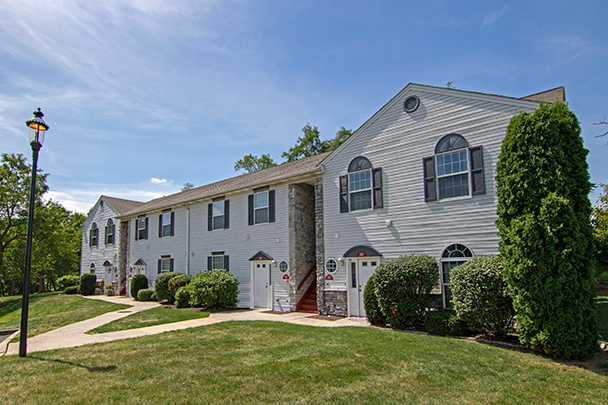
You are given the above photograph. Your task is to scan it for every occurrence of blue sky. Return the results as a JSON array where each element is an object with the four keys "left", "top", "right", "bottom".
[{"left": 0, "top": 0, "right": 606, "bottom": 213}]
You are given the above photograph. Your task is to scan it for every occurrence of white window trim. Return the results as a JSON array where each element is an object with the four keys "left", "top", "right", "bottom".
[
  {"left": 325, "top": 258, "right": 338, "bottom": 274},
  {"left": 137, "top": 217, "right": 147, "bottom": 240},
  {"left": 348, "top": 169, "right": 372, "bottom": 211},
  {"left": 212, "top": 254, "right": 225, "bottom": 270},
  {"left": 436, "top": 148, "right": 471, "bottom": 200},
  {"left": 254, "top": 190, "right": 269, "bottom": 224},
  {"left": 160, "top": 256, "right": 172, "bottom": 273},
  {"left": 212, "top": 200, "right": 225, "bottom": 230}
]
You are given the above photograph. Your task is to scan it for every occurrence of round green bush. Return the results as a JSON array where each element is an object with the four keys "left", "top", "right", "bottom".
[
  {"left": 374, "top": 254, "right": 439, "bottom": 329},
  {"left": 424, "top": 310, "right": 470, "bottom": 337},
  {"left": 186, "top": 270, "right": 239, "bottom": 309},
  {"left": 154, "top": 272, "right": 181, "bottom": 302},
  {"left": 64, "top": 285, "right": 79, "bottom": 295},
  {"left": 168, "top": 273, "right": 193, "bottom": 303},
  {"left": 57, "top": 274, "right": 80, "bottom": 291},
  {"left": 137, "top": 288, "right": 154, "bottom": 301},
  {"left": 363, "top": 274, "right": 385, "bottom": 326},
  {"left": 175, "top": 286, "right": 191, "bottom": 308},
  {"left": 450, "top": 255, "right": 514, "bottom": 337},
  {"left": 130, "top": 274, "right": 148, "bottom": 300},
  {"left": 80, "top": 273, "right": 97, "bottom": 296}
]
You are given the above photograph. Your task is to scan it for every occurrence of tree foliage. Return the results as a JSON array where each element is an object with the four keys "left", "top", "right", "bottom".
[
  {"left": 592, "top": 184, "right": 608, "bottom": 284},
  {"left": 234, "top": 153, "right": 277, "bottom": 173},
  {"left": 234, "top": 124, "right": 352, "bottom": 172},
  {"left": 496, "top": 102, "right": 598, "bottom": 359},
  {"left": 181, "top": 183, "right": 194, "bottom": 192}
]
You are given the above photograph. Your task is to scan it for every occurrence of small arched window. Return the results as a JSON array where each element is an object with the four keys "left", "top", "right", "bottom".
[
  {"left": 89, "top": 223, "right": 99, "bottom": 247},
  {"left": 440, "top": 243, "right": 473, "bottom": 307},
  {"left": 423, "top": 134, "right": 485, "bottom": 201},
  {"left": 340, "top": 156, "right": 383, "bottom": 212},
  {"left": 90, "top": 263, "right": 96, "bottom": 274}
]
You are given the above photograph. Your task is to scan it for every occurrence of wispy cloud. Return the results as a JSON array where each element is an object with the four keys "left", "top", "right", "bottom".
[{"left": 482, "top": 5, "right": 509, "bottom": 27}]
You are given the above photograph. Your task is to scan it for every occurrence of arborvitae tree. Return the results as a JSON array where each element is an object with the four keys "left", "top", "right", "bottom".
[{"left": 496, "top": 102, "right": 598, "bottom": 359}]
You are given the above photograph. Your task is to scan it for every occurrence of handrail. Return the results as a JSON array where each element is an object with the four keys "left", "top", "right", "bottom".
[{"left": 297, "top": 264, "right": 316, "bottom": 291}]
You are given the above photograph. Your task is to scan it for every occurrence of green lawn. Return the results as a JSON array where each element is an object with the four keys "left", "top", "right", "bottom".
[
  {"left": 0, "top": 293, "right": 130, "bottom": 340},
  {"left": 1, "top": 322, "right": 607, "bottom": 404},
  {"left": 87, "top": 307, "right": 210, "bottom": 334}
]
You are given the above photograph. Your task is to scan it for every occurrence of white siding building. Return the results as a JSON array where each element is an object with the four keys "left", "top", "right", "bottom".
[{"left": 81, "top": 83, "right": 565, "bottom": 316}]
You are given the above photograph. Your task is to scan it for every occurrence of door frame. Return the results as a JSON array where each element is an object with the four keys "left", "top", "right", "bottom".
[
  {"left": 250, "top": 260, "right": 272, "bottom": 309},
  {"left": 347, "top": 257, "right": 380, "bottom": 317}
]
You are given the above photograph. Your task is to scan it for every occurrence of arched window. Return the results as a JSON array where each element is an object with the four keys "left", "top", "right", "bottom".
[
  {"left": 440, "top": 243, "right": 473, "bottom": 307},
  {"left": 340, "top": 156, "right": 383, "bottom": 212},
  {"left": 105, "top": 219, "right": 115, "bottom": 245},
  {"left": 90, "top": 263, "right": 96, "bottom": 274},
  {"left": 423, "top": 134, "right": 485, "bottom": 201},
  {"left": 89, "top": 223, "right": 99, "bottom": 247}
]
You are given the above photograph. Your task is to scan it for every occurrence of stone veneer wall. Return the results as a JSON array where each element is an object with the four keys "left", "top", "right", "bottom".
[
  {"left": 117, "top": 220, "right": 129, "bottom": 296},
  {"left": 315, "top": 178, "right": 349, "bottom": 316},
  {"left": 288, "top": 183, "right": 317, "bottom": 311}
]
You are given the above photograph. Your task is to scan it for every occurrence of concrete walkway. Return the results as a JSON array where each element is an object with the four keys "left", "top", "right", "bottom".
[{"left": 2, "top": 295, "right": 369, "bottom": 357}]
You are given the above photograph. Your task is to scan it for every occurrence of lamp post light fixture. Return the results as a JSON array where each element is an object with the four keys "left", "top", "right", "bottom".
[{"left": 19, "top": 108, "right": 49, "bottom": 358}]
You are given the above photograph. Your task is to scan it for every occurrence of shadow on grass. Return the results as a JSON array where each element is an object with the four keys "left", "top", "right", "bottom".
[{"left": 30, "top": 356, "right": 117, "bottom": 372}]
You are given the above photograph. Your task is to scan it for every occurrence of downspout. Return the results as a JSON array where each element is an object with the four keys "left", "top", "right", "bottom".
[{"left": 184, "top": 204, "right": 191, "bottom": 275}]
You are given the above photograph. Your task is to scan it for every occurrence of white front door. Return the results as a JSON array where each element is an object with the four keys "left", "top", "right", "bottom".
[
  {"left": 348, "top": 258, "right": 379, "bottom": 317},
  {"left": 252, "top": 261, "right": 271, "bottom": 308}
]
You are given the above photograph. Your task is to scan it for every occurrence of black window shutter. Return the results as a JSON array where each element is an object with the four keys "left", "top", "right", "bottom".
[
  {"left": 170, "top": 258, "right": 174, "bottom": 271},
  {"left": 208, "top": 203, "right": 213, "bottom": 231},
  {"left": 423, "top": 156, "right": 437, "bottom": 202},
  {"left": 469, "top": 146, "right": 485, "bottom": 195},
  {"left": 89, "top": 229, "right": 93, "bottom": 247},
  {"left": 224, "top": 200, "right": 230, "bottom": 229},
  {"left": 372, "top": 168, "right": 383, "bottom": 209},
  {"left": 134, "top": 220, "right": 138, "bottom": 241},
  {"left": 248, "top": 195, "right": 254, "bottom": 225},
  {"left": 104, "top": 226, "right": 108, "bottom": 245},
  {"left": 144, "top": 217, "right": 148, "bottom": 239},
  {"left": 158, "top": 214, "right": 163, "bottom": 238},
  {"left": 207, "top": 256, "right": 212, "bottom": 270},
  {"left": 339, "top": 175, "right": 349, "bottom": 213},
  {"left": 170, "top": 212, "right": 175, "bottom": 236},
  {"left": 224, "top": 255, "right": 229, "bottom": 271},
  {"left": 158, "top": 259, "right": 161, "bottom": 274},
  {"left": 269, "top": 190, "right": 276, "bottom": 223}
]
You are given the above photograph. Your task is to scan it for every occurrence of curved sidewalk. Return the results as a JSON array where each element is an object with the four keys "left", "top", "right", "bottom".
[{"left": 2, "top": 295, "right": 369, "bottom": 356}]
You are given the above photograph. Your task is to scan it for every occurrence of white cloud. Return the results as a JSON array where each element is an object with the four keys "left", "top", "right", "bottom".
[
  {"left": 482, "top": 5, "right": 509, "bottom": 27},
  {"left": 150, "top": 178, "right": 170, "bottom": 185}
]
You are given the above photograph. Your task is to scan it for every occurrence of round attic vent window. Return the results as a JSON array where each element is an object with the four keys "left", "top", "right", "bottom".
[{"left": 403, "top": 95, "right": 420, "bottom": 113}]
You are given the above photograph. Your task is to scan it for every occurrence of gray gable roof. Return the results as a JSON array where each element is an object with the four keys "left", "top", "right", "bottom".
[
  {"left": 121, "top": 151, "right": 330, "bottom": 218},
  {"left": 102, "top": 196, "right": 145, "bottom": 215}
]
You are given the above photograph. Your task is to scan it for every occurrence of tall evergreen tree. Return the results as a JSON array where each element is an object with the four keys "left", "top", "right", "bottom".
[{"left": 496, "top": 102, "right": 598, "bottom": 359}]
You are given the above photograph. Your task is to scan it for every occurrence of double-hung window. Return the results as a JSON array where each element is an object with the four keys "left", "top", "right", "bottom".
[
  {"left": 423, "top": 133, "right": 485, "bottom": 202},
  {"left": 158, "top": 255, "right": 174, "bottom": 273},
  {"left": 248, "top": 188, "right": 275, "bottom": 225},
  {"left": 340, "top": 156, "right": 383, "bottom": 213},
  {"left": 436, "top": 149, "right": 469, "bottom": 199},
  {"left": 135, "top": 217, "right": 148, "bottom": 240},
  {"left": 105, "top": 219, "right": 115, "bottom": 245},
  {"left": 159, "top": 211, "right": 174, "bottom": 238},
  {"left": 89, "top": 223, "right": 99, "bottom": 247},
  {"left": 208, "top": 199, "right": 229, "bottom": 230}
]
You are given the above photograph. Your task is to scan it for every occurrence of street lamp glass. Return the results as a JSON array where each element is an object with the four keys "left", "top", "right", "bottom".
[{"left": 25, "top": 108, "right": 49, "bottom": 145}]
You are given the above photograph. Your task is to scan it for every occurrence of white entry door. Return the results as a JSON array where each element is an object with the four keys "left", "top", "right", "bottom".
[
  {"left": 348, "top": 258, "right": 379, "bottom": 317},
  {"left": 252, "top": 261, "right": 271, "bottom": 308}
]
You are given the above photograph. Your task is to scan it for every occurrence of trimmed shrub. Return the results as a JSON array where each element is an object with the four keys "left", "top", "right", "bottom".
[
  {"left": 154, "top": 272, "right": 181, "bottom": 302},
  {"left": 374, "top": 254, "right": 439, "bottom": 329},
  {"left": 130, "top": 274, "right": 148, "bottom": 300},
  {"left": 57, "top": 275, "right": 79, "bottom": 291},
  {"left": 137, "top": 288, "right": 154, "bottom": 301},
  {"left": 497, "top": 102, "right": 598, "bottom": 359},
  {"left": 363, "top": 274, "right": 385, "bottom": 326},
  {"left": 186, "top": 270, "right": 239, "bottom": 309},
  {"left": 80, "top": 273, "right": 97, "bottom": 296},
  {"left": 151, "top": 292, "right": 158, "bottom": 301},
  {"left": 424, "top": 310, "right": 470, "bottom": 337},
  {"left": 450, "top": 255, "right": 514, "bottom": 337},
  {"left": 175, "top": 286, "right": 191, "bottom": 308},
  {"left": 64, "top": 286, "right": 79, "bottom": 295},
  {"left": 168, "top": 273, "right": 193, "bottom": 303}
]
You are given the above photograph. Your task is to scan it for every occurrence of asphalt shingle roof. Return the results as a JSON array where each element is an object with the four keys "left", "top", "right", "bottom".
[
  {"left": 103, "top": 196, "right": 145, "bottom": 215},
  {"left": 120, "top": 151, "right": 330, "bottom": 218}
]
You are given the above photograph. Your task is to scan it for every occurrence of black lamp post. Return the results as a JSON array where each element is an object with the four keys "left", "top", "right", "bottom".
[{"left": 19, "top": 108, "right": 49, "bottom": 358}]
